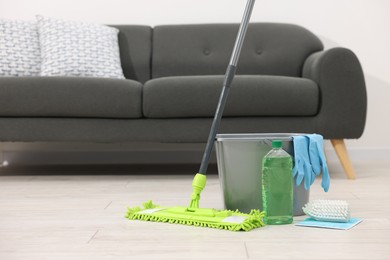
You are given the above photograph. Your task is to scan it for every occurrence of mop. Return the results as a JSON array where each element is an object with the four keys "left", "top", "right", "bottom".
[{"left": 126, "top": 0, "right": 264, "bottom": 231}]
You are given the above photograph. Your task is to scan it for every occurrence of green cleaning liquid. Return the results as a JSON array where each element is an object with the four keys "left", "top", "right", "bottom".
[{"left": 262, "top": 140, "right": 293, "bottom": 225}]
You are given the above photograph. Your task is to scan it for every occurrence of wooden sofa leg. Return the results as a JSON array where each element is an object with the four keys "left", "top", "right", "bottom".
[{"left": 330, "top": 139, "right": 356, "bottom": 180}]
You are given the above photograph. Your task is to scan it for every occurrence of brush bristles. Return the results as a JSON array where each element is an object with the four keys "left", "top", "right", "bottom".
[{"left": 303, "top": 200, "right": 350, "bottom": 222}]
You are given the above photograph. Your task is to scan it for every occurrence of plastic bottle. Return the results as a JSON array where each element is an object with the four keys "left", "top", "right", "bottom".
[{"left": 261, "top": 140, "right": 293, "bottom": 225}]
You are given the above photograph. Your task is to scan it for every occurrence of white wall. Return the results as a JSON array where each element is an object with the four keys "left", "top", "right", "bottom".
[{"left": 2, "top": 0, "right": 390, "bottom": 154}]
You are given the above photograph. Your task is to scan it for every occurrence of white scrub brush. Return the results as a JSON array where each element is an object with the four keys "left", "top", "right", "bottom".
[{"left": 302, "top": 200, "right": 350, "bottom": 222}]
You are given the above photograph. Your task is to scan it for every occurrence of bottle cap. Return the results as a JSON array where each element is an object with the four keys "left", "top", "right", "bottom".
[{"left": 272, "top": 140, "right": 282, "bottom": 148}]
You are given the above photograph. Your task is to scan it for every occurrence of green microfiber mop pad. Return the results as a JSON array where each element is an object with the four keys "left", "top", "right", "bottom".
[{"left": 125, "top": 200, "right": 265, "bottom": 232}]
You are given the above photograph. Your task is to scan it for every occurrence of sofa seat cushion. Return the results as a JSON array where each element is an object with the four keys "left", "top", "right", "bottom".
[
  {"left": 0, "top": 77, "right": 142, "bottom": 118},
  {"left": 143, "top": 75, "right": 319, "bottom": 118}
]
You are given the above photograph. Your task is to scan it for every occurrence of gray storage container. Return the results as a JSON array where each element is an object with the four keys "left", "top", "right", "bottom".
[{"left": 215, "top": 133, "right": 309, "bottom": 216}]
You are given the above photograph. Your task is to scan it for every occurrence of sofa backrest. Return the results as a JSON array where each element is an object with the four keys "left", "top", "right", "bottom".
[
  {"left": 152, "top": 23, "right": 323, "bottom": 78},
  {"left": 111, "top": 25, "right": 152, "bottom": 83}
]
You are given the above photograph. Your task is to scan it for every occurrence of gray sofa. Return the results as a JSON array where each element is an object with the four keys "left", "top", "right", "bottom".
[{"left": 0, "top": 23, "right": 367, "bottom": 177}]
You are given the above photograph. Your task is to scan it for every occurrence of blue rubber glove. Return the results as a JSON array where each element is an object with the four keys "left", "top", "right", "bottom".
[
  {"left": 292, "top": 136, "right": 313, "bottom": 190},
  {"left": 307, "top": 134, "right": 330, "bottom": 192}
]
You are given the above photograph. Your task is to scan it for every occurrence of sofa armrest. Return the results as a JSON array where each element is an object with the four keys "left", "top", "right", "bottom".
[{"left": 303, "top": 47, "right": 367, "bottom": 139}]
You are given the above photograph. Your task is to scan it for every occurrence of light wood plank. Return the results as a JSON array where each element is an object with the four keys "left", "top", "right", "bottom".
[{"left": 1, "top": 162, "right": 390, "bottom": 259}]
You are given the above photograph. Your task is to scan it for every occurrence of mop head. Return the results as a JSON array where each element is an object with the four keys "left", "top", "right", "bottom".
[{"left": 125, "top": 200, "right": 265, "bottom": 232}]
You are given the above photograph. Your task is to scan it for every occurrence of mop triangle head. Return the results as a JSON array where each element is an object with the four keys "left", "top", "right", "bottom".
[{"left": 125, "top": 200, "right": 265, "bottom": 232}]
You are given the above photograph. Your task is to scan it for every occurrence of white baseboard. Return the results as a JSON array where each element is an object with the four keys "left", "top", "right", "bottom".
[
  {"left": 1, "top": 142, "right": 389, "bottom": 166},
  {"left": 325, "top": 147, "right": 390, "bottom": 163}
]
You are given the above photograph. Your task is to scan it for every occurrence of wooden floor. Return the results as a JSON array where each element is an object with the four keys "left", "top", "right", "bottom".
[{"left": 1, "top": 161, "right": 390, "bottom": 260}]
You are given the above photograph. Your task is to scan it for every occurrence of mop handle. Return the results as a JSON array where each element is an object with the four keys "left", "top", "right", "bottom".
[{"left": 198, "top": 0, "right": 256, "bottom": 175}]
